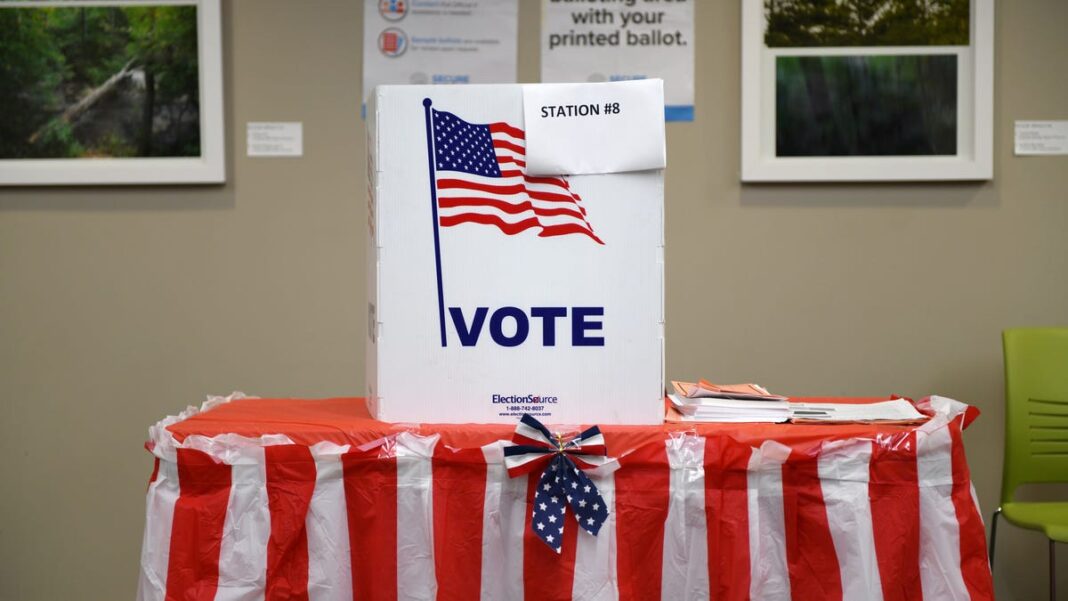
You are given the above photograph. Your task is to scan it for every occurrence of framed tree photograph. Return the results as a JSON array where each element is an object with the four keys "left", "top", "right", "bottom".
[
  {"left": 741, "top": 0, "right": 993, "bottom": 182},
  {"left": 0, "top": 0, "right": 224, "bottom": 185}
]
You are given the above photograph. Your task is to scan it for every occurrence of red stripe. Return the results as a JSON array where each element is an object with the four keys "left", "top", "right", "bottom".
[
  {"left": 523, "top": 470, "right": 579, "bottom": 600},
  {"left": 524, "top": 174, "right": 572, "bottom": 189},
  {"left": 492, "top": 139, "right": 525, "bottom": 155},
  {"left": 265, "top": 445, "right": 317, "bottom": 601},
  {"left": 437, "top": 179, "right": 580, "bottom": 204},
  {"left": 869, "top": 431, "right": 922, "bottom": 601},
  {"left": 489, "top": 122, "right": 525, "bottom": 139},
  {"left": 149, "top": 457, "right": 161, "bottom": 486},
  {"left": 343, "top": 446, "right": 397, "bottom": 601},
  {"left": 440, "top": 186, "right": 584, "bottom": 208},
  {"left": 572, "top": 444, "right": 606, "bottom": 454},
  {"left": 513, "top": 432, "right": 554, "bottom": 447},
  {"left": 538, "top": 223, "right": 604, "bottom": 244},
  {"left": 495, "top": 170, "right": 573, "bottom": 190},
  {"left": 441, "top": 214, "right": 542, "bottom": 236},
  {"left": 440, "top": 214, "right": 600, "bottom": 244},
  {"left": 567, "top": 444, "right": 607, "bottom": 457},
  {"left": 432, "top": 445, "right": 488, "bottom": 601},
  {"left": 526, "top": 189, "right": 582, "bottom": 204},
  {"left": 948, "top": 421, "right": 996, "bottom": 600},
  {"left": 439, "top": 197, "right": 586, "bottom": 220},
  {"left": 705, "top": 437, "right": 752, "bottom": 601},
  {"left": 567, "top": 457, "right": 603, "bottom": 471},
  {"left": 166, "top": 449, "right": 231, "bottom": 601},
  {"left": 781, "top": 451, "right": 843, "bottom": 600},
  {"left": 497, "top": 157, "right": 526, "bottom": 167},
  {"left": 615, "top": 442, "right": 670, "bottom": 601}
]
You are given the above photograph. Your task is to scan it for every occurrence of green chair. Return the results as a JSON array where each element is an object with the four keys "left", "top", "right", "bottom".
[{"left": 992, "top": 328, "right": 1068, "bottom": 600}]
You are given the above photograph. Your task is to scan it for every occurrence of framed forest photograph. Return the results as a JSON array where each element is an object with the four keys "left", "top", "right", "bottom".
[
  {"left": 741, "top": 0, "right": 993, "bottom": 182},
  {"left": 0, "top": 0, "right": 224, "bottom": 185}
]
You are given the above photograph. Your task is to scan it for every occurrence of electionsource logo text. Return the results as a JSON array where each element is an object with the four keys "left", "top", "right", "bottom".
[{"left": 492, "top": 394, "right": 558, "bottom": 404}]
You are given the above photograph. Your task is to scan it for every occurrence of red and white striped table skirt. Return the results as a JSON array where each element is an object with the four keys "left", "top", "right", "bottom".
[{"left": 137, "top": 395, "right": 994, "bottom": 600}]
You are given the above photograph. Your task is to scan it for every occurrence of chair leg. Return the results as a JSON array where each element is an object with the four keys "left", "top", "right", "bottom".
[
  {"left": 1051, "top": 539, "right": 1057, "bottom": 601},
  {"left": 989, "top": 508, "right": 1001, "bottom": 569}
]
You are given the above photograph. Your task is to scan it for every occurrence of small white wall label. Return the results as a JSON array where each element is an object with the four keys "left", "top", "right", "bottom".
[
  {"left": 1015, "top": 121, "right": 1068, "bottom": 156},
  {"left": 247, "top": 122, "right": 303, "bottom": 157}
]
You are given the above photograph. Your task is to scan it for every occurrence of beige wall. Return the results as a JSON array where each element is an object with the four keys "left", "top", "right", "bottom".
[{"left": 1, "top": 1, "right": 1065, "bottom": 598}]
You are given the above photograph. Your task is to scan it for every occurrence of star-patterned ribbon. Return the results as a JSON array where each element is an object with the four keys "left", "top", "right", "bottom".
[{"left": 502, "top": 414, "right": 616, "bottom": 553}]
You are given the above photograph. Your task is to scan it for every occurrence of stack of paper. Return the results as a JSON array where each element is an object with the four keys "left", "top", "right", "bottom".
[
  {"left": 669, "top": 394, "right": 791, "bottom": 423},
  {"left": 789, "top": 399, "right": 926, "bottom": 423},
  {"left": 672, "top": 379, "right": 788, "bottom": 402},
  {"left": 667, "top": 380, "right": 929, "bottom": 425}
]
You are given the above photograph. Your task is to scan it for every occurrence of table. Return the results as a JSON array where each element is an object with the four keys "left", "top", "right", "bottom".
[{"left": 137, "top": 394, "right": 994, "bottom": 601}]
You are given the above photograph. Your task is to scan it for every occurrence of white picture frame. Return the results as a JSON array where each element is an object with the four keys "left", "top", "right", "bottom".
[
  {"left": 741, "top": 0, "right": 993, "bottom": 182},
  {"left": 0, "top": 0, "right": 225, "bottom": 186}
]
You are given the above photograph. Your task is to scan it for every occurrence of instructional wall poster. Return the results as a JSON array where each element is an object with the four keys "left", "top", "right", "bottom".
[
  {"left": 362, "top": 0, "right": 518, "bottom": 116},
  {"left": 540, "top": 0, "right": 694, "bottom": 121}
]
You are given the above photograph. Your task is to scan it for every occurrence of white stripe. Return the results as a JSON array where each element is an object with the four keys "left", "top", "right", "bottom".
[
  {"left": 480, "top": 442, "right": 527, "bottom": 601},
  {"left": 136, "top": 460, "right": 179, "bottom": 601},
  {"left": 215, "top": 449, "right": 269, "bottom": 601},
  {"left": 395, "top": 433, "right": 438, "bottom": 600},
  {"left": 817, "top": 440, "right": 883, "bottom": 601},
  {"left": 515, "top": 421, "right": 553, "bottom": 445},
  {"left": 661, "top": 435, "right": 709, "bottom": 601},
  {"left": 748, "top": 441, "right": 792, "bottom": 601},
  {"left": 573, "top": 431, "right": 605, "bottom": 448},
  {"left": 491, "top": 140, "right": 525, "bottom": 156},
  {"left": 970, "top": 483, "right": 984, "bottom": 527},
  {"left": 490, "top": 129, "right": 524, "bottom": 145},
  {"left": 493, "top": 154, "right": 526, "bottom": 167},
  {"left": 572, "top": 472, "right": 617, "bottom": 601},
  {"left": 571, "top": 455, "right": 617, "bottom": 470},
  {"left": 917, "top": 424, "right": 970, "bottom": 600},
  {"left": 306, "top": 455, "right": 353, "bottom": 601},
  {"left": 746, "top": 450, "right": 760, "bottom": 599},
  {"left": 504, "top": 451, "right": 550, "bottom": 472}
]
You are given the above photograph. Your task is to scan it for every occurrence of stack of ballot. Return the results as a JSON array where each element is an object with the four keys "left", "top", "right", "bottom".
[
  {"left": 668, "top": 380, "right": 791, "bottom": 423},
  {"left": 789, "top": 399, "right": 926, "bottom": 423}
]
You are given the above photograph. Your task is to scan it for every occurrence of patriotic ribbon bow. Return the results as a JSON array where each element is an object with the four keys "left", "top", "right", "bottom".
[{"left": 503, "top": 414, "right": 616, "bottom": 553}]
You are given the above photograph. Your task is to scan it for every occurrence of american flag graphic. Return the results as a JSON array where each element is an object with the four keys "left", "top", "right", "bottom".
[
  {"left": 430, "top": 108, "right": 604, "bottom": 245},
  {"left": 139, "top": 395, "right": 995, "bottom": 601}
]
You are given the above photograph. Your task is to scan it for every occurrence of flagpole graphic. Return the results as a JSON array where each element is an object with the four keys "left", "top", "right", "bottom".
[{"left": 423, "top": 98, "right": 448, "bottom": 347}]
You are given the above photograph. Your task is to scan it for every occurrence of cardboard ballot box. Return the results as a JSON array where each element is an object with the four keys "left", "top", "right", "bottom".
[{"left": 366, "top": 80, "right": 665, "bottom": 425}]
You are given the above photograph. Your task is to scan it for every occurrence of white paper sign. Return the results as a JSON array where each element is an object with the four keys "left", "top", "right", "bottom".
[
  {"left": 540, "top": 0, "right": 694, "bottom": 122},
  {"left": 522, "top": 80, "right": 666, "bottom": 176},
  {"left": 246, "top": 122, "right": 303, "bottom": 157},
  {"left": 1015, "top": 121, "right": 1068, "bottom": 155},
  {"left": 362, "top": 0, "right": 518, "bottom": 115}
]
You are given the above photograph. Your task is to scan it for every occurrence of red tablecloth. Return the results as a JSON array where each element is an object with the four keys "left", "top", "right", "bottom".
[{"left": 138, "top": 394, "right": 994, "bottom": 601}]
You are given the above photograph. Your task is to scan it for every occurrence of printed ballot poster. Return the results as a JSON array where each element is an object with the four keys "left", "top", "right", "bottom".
[
  {"left": 362, "top": 0, "right": 518, "bottom": 115},
  {"left": 541, "top": 0, "right": 694, "bottom": 121}
]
